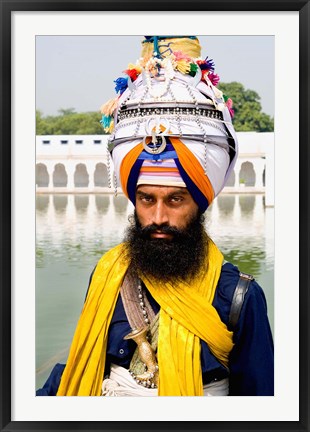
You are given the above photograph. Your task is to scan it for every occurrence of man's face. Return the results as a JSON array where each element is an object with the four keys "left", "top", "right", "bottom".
[
  {"left": 125, "top": 185, "right": 206, "bottom": 282},
  {"left": 135, "top": 185, "right": 199, "bottom": 239}
]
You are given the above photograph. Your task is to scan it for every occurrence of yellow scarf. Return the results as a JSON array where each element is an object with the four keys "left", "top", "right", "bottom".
[{"left": 57, "top": 241, "right": 234, "bottom": 396}]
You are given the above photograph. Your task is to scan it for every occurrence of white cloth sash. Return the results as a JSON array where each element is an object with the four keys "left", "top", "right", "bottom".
[{"left": 102, "top": 364, "right": 229, "bottom": 397}]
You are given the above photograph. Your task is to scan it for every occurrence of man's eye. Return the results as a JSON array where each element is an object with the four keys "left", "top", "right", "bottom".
[
  {"left": 170, "top": 196, "right": 183, "bottom": 203},
  {"left": 141, "top": 196, "right": 153, "bottom": 202}
]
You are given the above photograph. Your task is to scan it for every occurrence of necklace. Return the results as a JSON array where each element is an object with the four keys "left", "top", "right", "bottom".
[{"left": 137, "top": 281, "right": 150, "bottom": 325}]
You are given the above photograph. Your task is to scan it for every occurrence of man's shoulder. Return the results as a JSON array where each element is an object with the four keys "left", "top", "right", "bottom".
[
  {"left": 88, "top": 243, "right": 127, "bottom": 286},
  {"left": 218, "top": 262, "right": 263, "bottom": 304},
  {"left": 217, "top": 262, "right": 241, "bottom": 300},
  {"left": 214, "top": 262, "right": 265, "bottom": 328},
  {"left": 96, "top": 243, "right": 127, "bottom": 268}
]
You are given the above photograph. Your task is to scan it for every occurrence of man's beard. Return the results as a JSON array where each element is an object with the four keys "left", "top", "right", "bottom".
[{"left": 124, "top": 211, "right": 208, "bottom": 283}]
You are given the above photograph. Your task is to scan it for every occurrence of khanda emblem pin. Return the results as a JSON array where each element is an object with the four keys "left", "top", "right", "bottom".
[
  {"left": 143, "top": 131, "right": 166, "bottom": 154},
  {"left": 142, "top": 118, "right": 169, "bottom": 155}
]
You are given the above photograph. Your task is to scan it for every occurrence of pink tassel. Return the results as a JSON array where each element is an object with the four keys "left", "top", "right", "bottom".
[
  {"left": 226, "top": 98, "right": 234, "bottom": 118},
  {"left": 208, "top": 72, "right": 220, "bottom": 86},
  {"left": 173, "top": 50, "right": 192, "bottom": 62}
]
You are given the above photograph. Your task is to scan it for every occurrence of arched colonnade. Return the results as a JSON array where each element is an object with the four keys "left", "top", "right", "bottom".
[
  {"left": 36, "top": 160, "right": 112, "bottom": 189},
  {"left": 36, "top": 158, "right": 266, "bottom": 191}
]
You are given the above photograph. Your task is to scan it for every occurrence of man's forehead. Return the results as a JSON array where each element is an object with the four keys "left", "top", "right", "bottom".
[{"left": 136, "top": 184, "right": 190, "bottom": 195}]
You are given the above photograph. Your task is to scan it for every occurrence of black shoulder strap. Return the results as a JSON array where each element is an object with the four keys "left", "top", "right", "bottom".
[{"left": 228, "top": 272, "right": 254, "bottom": 330}]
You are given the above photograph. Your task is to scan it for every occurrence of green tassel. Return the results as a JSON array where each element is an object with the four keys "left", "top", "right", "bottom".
[{"left": 189, "top": 62, "right": 198, "bottom": 77}]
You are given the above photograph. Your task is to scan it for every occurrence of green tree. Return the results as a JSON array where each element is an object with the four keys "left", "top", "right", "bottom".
[
  {"left": 57, "top": 108, "right": 76, "bottom": 116},
  {"left": 36, "top": 110, "right": 104, "bottom": 135},
  {"left": 36, "top": 110, "right": 51, "bottom": 135},
  {"left": 218, "top": 82, "right": 274, "bottom": 132}
]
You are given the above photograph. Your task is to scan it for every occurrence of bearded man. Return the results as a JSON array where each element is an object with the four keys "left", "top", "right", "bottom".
[{"left": 37, "top": 36, "right": 274, "bottom": 397}]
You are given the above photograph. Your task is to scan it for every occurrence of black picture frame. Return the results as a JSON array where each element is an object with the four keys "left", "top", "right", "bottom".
[{"left": 1, "top": 1, "right": 309, "bottom": 431}]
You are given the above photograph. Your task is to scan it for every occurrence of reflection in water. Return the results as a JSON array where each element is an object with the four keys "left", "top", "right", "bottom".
[
  {"left": 36, "top": 193, "right": 273, "bottom": 282},
  {"left": 222, "top": 246, "right": 265, "bottom": 277},
  {"left": 36, "top": 195, "right": 49, "bottom": 213},
  {"left": 74, "top": 194, "right": 89, "bottom": 213},
  {"left": 239, "top": 195, "right": 255, "bottom": 214},
  {"left": 95, "top": 195, "right": 110, "bottom": 215},
  {"left": 113, "top": 195, "right": 129, "bottom": 214},
  {"left": 53, "top": 195, "right": 68, "bottom": 214},
  {"left": 217, "top": 195, "right": 235, "bottom": 214},
  {"left": 206, "top": 195, "right": 271, "bottom": 271},
  {"left": 36, "top": 193, "right": 274, "bottom": 389}
]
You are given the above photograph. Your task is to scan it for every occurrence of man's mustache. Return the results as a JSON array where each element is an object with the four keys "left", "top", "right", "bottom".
[{"left": 139, "top": 224, "right": 183, "bottom": 238}]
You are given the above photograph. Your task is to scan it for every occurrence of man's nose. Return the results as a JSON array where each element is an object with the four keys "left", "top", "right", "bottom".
[{"left": 152, "top": 201, "right": 169, "bottom": 227}]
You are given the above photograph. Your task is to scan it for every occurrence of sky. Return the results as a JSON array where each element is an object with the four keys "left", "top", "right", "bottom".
[{"left": 36, "top": 35, "right": 274, "bottom": 117}]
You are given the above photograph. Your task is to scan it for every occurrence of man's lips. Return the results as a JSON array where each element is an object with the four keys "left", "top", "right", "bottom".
[{"left": 150, "top": 231, "right": 173, "bottom": 240}]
